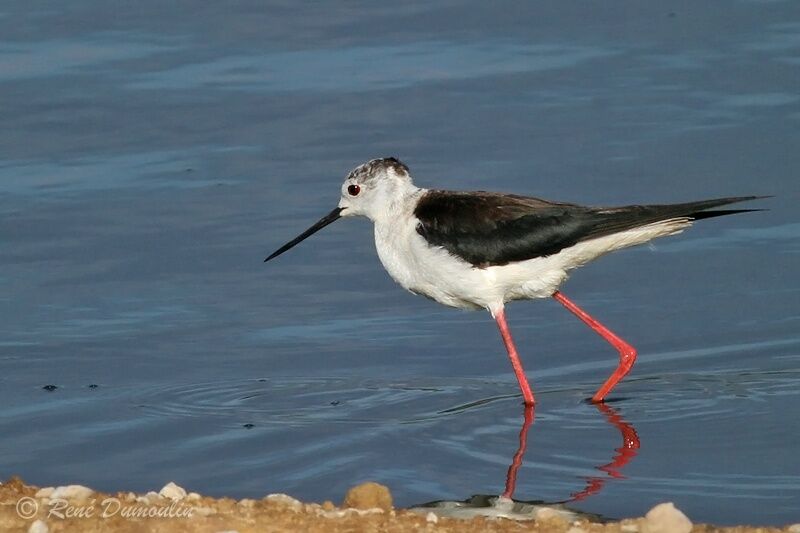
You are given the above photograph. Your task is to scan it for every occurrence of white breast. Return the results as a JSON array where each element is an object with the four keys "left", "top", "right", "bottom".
[{"left": 373, "top": 217, "right": 501, "bottom": 310}]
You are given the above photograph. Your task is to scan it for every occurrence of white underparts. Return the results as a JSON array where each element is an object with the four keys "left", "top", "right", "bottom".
[{"left": 373, "top": 214, "right": 693, "bottom": 314}]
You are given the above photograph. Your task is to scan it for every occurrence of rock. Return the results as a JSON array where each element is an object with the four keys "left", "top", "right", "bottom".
[
  {"left": 621, "top": 520, "right": 640, "bottom": 532},
  {"left": 28, "top": 520, "right": 49, "bottom": 533},
  {"left": 34, "top": 487, "right": 54, "bottom": 498},
  {"left": 159, "top": 481, "right": 187, "bottom": 501},
  {"left": 264, "top": 493, "right": 303, "bottom": 512},
  {"left": 237, "top": 498, "right": 256, "bottom": 508},
  {"left": 494, "top": 496, "right": 514, "bottom": 513},
  {"left": 187, "top": 492, "right": 202, "bottom": 501},
  {"left": 787, "top": 525, "right": 800, "bottom": 533},
  {"left": 343, "top": 482, "right": 393, "bottom": 511},
  {"left": 426, "top": 512, "right": 438, "bottom": 524},
  {"left": 136, "top": 491, "right": 163, "bottom": 505},
  {"left": 49, "top": 485, "right": 94, "bottom": 502},
  {"left": 643, "top": 502, "right": 692, "bottom": 533},
  {"left": 535, "top": 507, "right": 565, "bottom": 522}
]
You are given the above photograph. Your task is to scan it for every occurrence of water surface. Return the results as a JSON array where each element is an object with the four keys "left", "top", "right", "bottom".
[{"left": 1, "top": 1, "right": 799, "bottom": 525}]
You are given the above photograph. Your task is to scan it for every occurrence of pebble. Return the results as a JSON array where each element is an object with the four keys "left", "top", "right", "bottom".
[
  {"left": 642, "top": 502, "right": 692, "bottom": 533},
  {"left": 343, "top": 482, "right": 393, "bottom": 511},
  {"left": 28, "top": 520, "right": 49, "bottom": 533},
  {"left": 49, "top": 485, "right": 94, "bottom": 502},
  {"left": 159, "top": 481, "right": 187, "bottom": 501},
  {"left": 621, "top": 520, "right": 640, "bottom": 532},
  {"left": 535, "top": 507, "right": 562, "bottom": 521},
  {"left": 265, "top": 493, "right": 303, "bottom": 512},
  {"left": 34, "top": 487, "right": 54, "bottom": 498},
  {"left": 136, "top": 491, "right": 162, "bottom": 505},
  {"left": 426, "top": 512, "right": 439, "bottom": 524},
  {"left": 494, "top": 496, "right": 514, "bottom": 513}
]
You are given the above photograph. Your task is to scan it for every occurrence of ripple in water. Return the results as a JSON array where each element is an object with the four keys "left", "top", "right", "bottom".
[{"left": 133, "top": 376, "right": 525, "bottom": 424}]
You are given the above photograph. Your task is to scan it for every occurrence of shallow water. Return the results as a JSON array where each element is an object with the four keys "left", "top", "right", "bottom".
[{"left": 1, "top": 1, "right": 799, "bottom": 526}]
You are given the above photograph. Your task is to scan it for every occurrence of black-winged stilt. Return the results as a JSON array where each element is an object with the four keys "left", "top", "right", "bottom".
[{"left": 265, "top": 157, "right": 763, "bottom": 405}]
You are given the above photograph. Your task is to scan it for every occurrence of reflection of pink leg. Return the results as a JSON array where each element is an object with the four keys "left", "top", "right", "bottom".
[
  {"left": 570, "top": 402, "right": 641, "bottom": 502},
  {"left": 552, "top": 291, "right": 637, "bottom": 402},
  {"left": 502, "top": 405, "right": 535, "bottom": 499},
  {"left": 494, "top": 308, "right": 535, "bottom": 406},
  {"left": 596, "top": 403, "right": 640, "bottom": 478}
]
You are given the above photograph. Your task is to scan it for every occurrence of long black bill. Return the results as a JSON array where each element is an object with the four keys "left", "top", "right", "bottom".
[{"left": 265, "top": 207, "right": 344, "bottom": 262}]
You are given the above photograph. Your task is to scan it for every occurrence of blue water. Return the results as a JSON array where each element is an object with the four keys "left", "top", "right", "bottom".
[{"left": 1, "top": 1, "right": 799, "bottom": 526}]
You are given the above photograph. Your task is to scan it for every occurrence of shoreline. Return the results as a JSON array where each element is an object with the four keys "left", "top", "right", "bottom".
[{"left": 2, "top": 477, "right": 797, "bottom": 533}]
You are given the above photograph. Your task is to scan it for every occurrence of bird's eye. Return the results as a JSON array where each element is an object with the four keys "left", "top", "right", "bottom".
[{"left": 347, "top": 184, "right": 361, "bottom": 196}]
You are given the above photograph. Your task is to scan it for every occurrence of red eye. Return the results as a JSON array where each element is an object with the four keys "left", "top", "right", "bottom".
[{"left": 347, "top": 184, "right": 361, "bottom": 196}]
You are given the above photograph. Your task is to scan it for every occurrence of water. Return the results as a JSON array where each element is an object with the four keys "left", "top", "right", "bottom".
[{"left": 1, "top": 1, "right": 799, "bottom": 526}]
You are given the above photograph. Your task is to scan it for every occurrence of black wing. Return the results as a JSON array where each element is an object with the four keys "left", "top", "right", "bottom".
[{"left": 414, "top": 190, "right": 763, "bottom": 267}]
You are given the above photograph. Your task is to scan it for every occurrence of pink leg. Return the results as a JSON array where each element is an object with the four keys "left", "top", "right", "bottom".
[
  {"left": 494, "top": 308, "right": 535, "bottom": 406},
  {"left": 552, "top": 291, "right": 637, "bottom": 402}
]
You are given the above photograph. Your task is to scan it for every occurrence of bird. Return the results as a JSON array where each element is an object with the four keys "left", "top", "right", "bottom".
[{"left": 265, "top": 157, "right": 763, "bottom": 405}]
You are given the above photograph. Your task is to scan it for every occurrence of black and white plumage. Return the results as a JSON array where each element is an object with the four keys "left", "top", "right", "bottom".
[
  {"left": 413, "top": 190, "right": 759, "bottom": 268},
  {"left": 266, "top": 157, "right": 764, "bottom": 405}
]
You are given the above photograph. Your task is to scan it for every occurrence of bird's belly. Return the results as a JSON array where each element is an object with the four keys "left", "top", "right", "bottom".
[{"left": 488, "top": 258, "right": 569, "bottom": 302}]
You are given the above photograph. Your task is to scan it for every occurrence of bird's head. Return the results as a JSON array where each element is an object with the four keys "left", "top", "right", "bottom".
[
  {"left": 265, "top": 157, "right": 415, "bottom": 262},
  {"left": 337, "top": 157, "right": 414, "bottom": 220}
]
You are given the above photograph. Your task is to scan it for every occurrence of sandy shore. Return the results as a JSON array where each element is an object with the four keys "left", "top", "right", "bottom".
[{"left": 1, "top": 477, "right": 797, "bottom": 533}]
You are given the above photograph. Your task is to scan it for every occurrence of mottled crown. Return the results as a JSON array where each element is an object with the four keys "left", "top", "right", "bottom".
[{"left": 346, "top": 157, "right": 410, "bottom": 183}]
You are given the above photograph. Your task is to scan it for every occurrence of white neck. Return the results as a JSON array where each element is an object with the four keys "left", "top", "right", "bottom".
[{"left": 369, "top": 183, "right": 425, "bottom": 225}]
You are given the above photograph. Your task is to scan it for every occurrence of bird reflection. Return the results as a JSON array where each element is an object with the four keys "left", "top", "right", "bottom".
[
  {"left": 567, "top": 402, "right": 641, "bottom": 503},
  {"left": 502, "top": 402, "right": 640, "bottom": 502},
  {"left": 412, "top": 401, "right": 639, "bottom": 520},
  {"left": 501, "top": 404, "right": 535, "bottom": 499}
]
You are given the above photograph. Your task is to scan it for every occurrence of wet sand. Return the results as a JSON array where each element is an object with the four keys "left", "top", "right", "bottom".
[{"left": 2, "top": 477, "right": 797, "bottom": 533}]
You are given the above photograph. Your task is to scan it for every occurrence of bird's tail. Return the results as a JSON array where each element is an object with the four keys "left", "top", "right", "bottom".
[
  {"left": 678, "top": 196, "right": 769, "bottom": 220},
  {"left": 558, "top": 195, "right": 767, "bottom": 271},
  {"left": 587, "top": 195, "right": 767, "bottom": 240}
]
